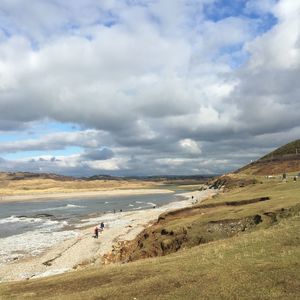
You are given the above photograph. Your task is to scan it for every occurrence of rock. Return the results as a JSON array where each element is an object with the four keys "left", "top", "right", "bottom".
[{"left": 161, "top": 239, "right": 173, "bottom": 251}]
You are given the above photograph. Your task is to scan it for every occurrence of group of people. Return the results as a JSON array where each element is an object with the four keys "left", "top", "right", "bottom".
[{"left": 94, "top": 221, "right": 105, "bottom": 239}]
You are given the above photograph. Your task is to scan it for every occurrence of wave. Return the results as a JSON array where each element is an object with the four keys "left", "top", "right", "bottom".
[
  {"left": 135, "top": 201, "right": 144, "bottom": 204},
  {"left": 147, "top": 202, "right": 156, "bottom": 207},
  {"left": 0, "top": 215, "right": 42, "bottom": 225},
  {"left": 65, "top": 204, "right": 85, "bottom": 208},
  {"left": 133, "top": 206, "right": 151, "bottom": 210},
  {"left": 31, "top": 204, "right": 86, "bottom": 213},
  {"left": 128, "top": 204, "right": 134, "bottom": 207},
  {"left": 0, "top": 215, "right": 68, "bottom": 230},
  {"left": 0, "top": 214, "right": 71, "bottom": 265}
]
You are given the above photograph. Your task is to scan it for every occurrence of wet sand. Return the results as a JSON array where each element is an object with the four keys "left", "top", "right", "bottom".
[{"left": 0, "top": 189, "right": 214, "bottom": 282}]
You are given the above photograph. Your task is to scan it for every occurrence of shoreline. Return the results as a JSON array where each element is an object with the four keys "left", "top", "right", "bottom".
[
  {"left": 0, "top": 189, "right": 215, "bottom": 282},
  {"left": 0, "top": 188, "right": 173, "bottom": 203}
]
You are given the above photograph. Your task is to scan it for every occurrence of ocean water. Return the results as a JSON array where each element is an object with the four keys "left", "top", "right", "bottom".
[{"left": 0, "top": 191, "right": 184, "bottom": 265}]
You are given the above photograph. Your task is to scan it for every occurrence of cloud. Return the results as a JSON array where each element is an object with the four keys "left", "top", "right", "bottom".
[
  {"left": 179, "top": 139, "right": 202, "bottom": 155},
  {"left": 0, "top": 0, "right": 299, "bottom": 176},
  {"left": 81, "top": 148, "right": 115, "bottom": 161},
  {"left": 231, "top": 0, "right": 300, "bottom": 136},
  {"left": 0, "top": 130, "right": 108, "bottom": 153}
]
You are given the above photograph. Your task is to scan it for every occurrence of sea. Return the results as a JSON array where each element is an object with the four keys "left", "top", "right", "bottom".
[{"left": 0, "top": 189, "right": 185, "bottom": 265}]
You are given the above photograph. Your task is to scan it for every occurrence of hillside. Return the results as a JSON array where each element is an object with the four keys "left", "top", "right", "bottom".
[
  {"left": 0, "top": 172, "right": 212, "bottom": 198},
  {"left": 236, "top": 139, "right": 300, "bottom": 175},
  {"left": 0, "top": 172, "right": 162, "bottom": 198},
  {"left": 261, "top": 139, "right": 300, "bottom": 159}
]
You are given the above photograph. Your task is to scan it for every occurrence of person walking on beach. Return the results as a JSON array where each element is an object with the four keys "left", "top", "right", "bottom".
[
  {"left": 94, "top": 226, "right": 99, "bottom": 238},
  {"left": 100, "top": 222, "right": 104, "bottom": 231}
]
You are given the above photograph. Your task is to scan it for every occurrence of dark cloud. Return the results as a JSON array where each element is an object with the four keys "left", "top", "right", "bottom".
[{"left": 81, "top": 148, "right": 114, "bottom": 161}]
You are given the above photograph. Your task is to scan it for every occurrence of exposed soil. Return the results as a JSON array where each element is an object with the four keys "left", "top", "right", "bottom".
[
  {"left": 103, "top": 202, "right": 300, "bottom": 264},
  {"left": 208, "top": 175, "right": 258, "bottom": 190}
]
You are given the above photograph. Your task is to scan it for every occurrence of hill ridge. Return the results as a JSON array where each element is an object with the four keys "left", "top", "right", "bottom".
[{"left": 236, "top": 139, "right": 300, "bottom": 175}]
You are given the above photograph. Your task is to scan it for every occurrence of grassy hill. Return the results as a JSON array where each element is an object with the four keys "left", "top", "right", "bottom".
[
  {"left": 0, "top": 172, "right": 162, "bottom": 197},
  {"left": 261, "top": 139, "right": 300, "bottom": 159},
  {"left": 237, "top": 139, "right": 300, "bottom": 175},
  {"left": 0, "top": 172, "right": 211, "bottom": 197}
]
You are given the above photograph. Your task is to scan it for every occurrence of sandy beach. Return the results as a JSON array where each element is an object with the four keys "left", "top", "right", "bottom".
[
  {"left": 0, "top": 189, "right": 214, "bottom": 282},
  {"left": 0, "top": 188, "right": 173, "bottom": 203}
]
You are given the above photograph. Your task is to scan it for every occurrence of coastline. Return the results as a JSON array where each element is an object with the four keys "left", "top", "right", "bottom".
[
  {"left": 0, "top": 189, "right": 215, "bottom": 282},
  {"left": 0, "top": 188, "right": 173, "bottom": 203}
]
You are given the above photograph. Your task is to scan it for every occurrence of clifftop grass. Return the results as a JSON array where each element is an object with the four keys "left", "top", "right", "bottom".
[{"left": 1, "top": 215, "right": 299, "bottom": 299}]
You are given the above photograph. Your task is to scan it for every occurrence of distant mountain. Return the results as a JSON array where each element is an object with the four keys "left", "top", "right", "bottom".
[
  {"left": 236, "top": 139, "right": 300, "bottom": 175},
  {"left": 0, "top": 172, "right": 76, "bottom": 181},
  {"left": 85, "top": 174, "right": 215, "bottom": 184},
  {"left": 0, "top": 171, "right": 215, "bottom": 183}
]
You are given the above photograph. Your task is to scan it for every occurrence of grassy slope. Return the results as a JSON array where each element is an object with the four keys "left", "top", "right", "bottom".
[
  {"left": 1, "top": 178, "right": 300, "bottom": 299},
  {"left": 237, "top": 139, "right": 300, "bottom": 175},
  {"left": 261, "top": 139, "right": 300, "bottom": 159},
  {"left": 239, "top": 160, "right": 300, "bottom": 176},
  {"left": 113, "top": 178, "right": 300, "bottom": 262},
  {"left": 1, "top": 218, "right": 299, "bottom": 299}
]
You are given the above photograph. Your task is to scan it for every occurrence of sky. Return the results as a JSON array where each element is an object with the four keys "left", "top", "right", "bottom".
[{"left": 0, "top": 0, "right": 299, "bottom": 177}]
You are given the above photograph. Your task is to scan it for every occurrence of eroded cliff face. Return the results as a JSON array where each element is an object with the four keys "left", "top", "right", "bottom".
[{"left": 103, "top": 203, "right": 300, "bottom": 265}]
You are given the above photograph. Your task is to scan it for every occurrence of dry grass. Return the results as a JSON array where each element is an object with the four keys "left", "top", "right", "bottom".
[
  {"left": 0, "top": 178, "right": 160, "bottom": 196},
  {"left": 0, "top": 215, "right": 299, "bottom": 299},
  {"left": 238, "top": 158, "right": 300, "bottom": 175}
]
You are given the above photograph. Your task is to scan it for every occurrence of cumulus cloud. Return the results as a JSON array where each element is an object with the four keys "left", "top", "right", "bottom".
[
  {"left": 0, "top": 0, "right": 299, "bottom": 176},
  {"left": 179, "top": 139, "right": 202, "bottom": 155}
]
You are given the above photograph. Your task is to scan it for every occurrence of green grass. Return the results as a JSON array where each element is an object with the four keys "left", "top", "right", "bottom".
[
  {"left": 207, "top": 179, "right": 300, "bottom": 212},
  {"left": 161, "top": 179, "right": 300, "bottom": 227},
  {"left": 1, "top": 216, "right": 299, "bottom": 300},
  {"left": 1, "top": 179, "right": 300, "bottom": 300},
  {"left": 261, "top": 139, "right": 300, "bottom": 159}
]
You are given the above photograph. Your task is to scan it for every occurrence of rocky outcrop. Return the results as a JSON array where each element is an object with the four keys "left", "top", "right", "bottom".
[{"left": 208, "top": 175, "right": 257, "bottom": 190}]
